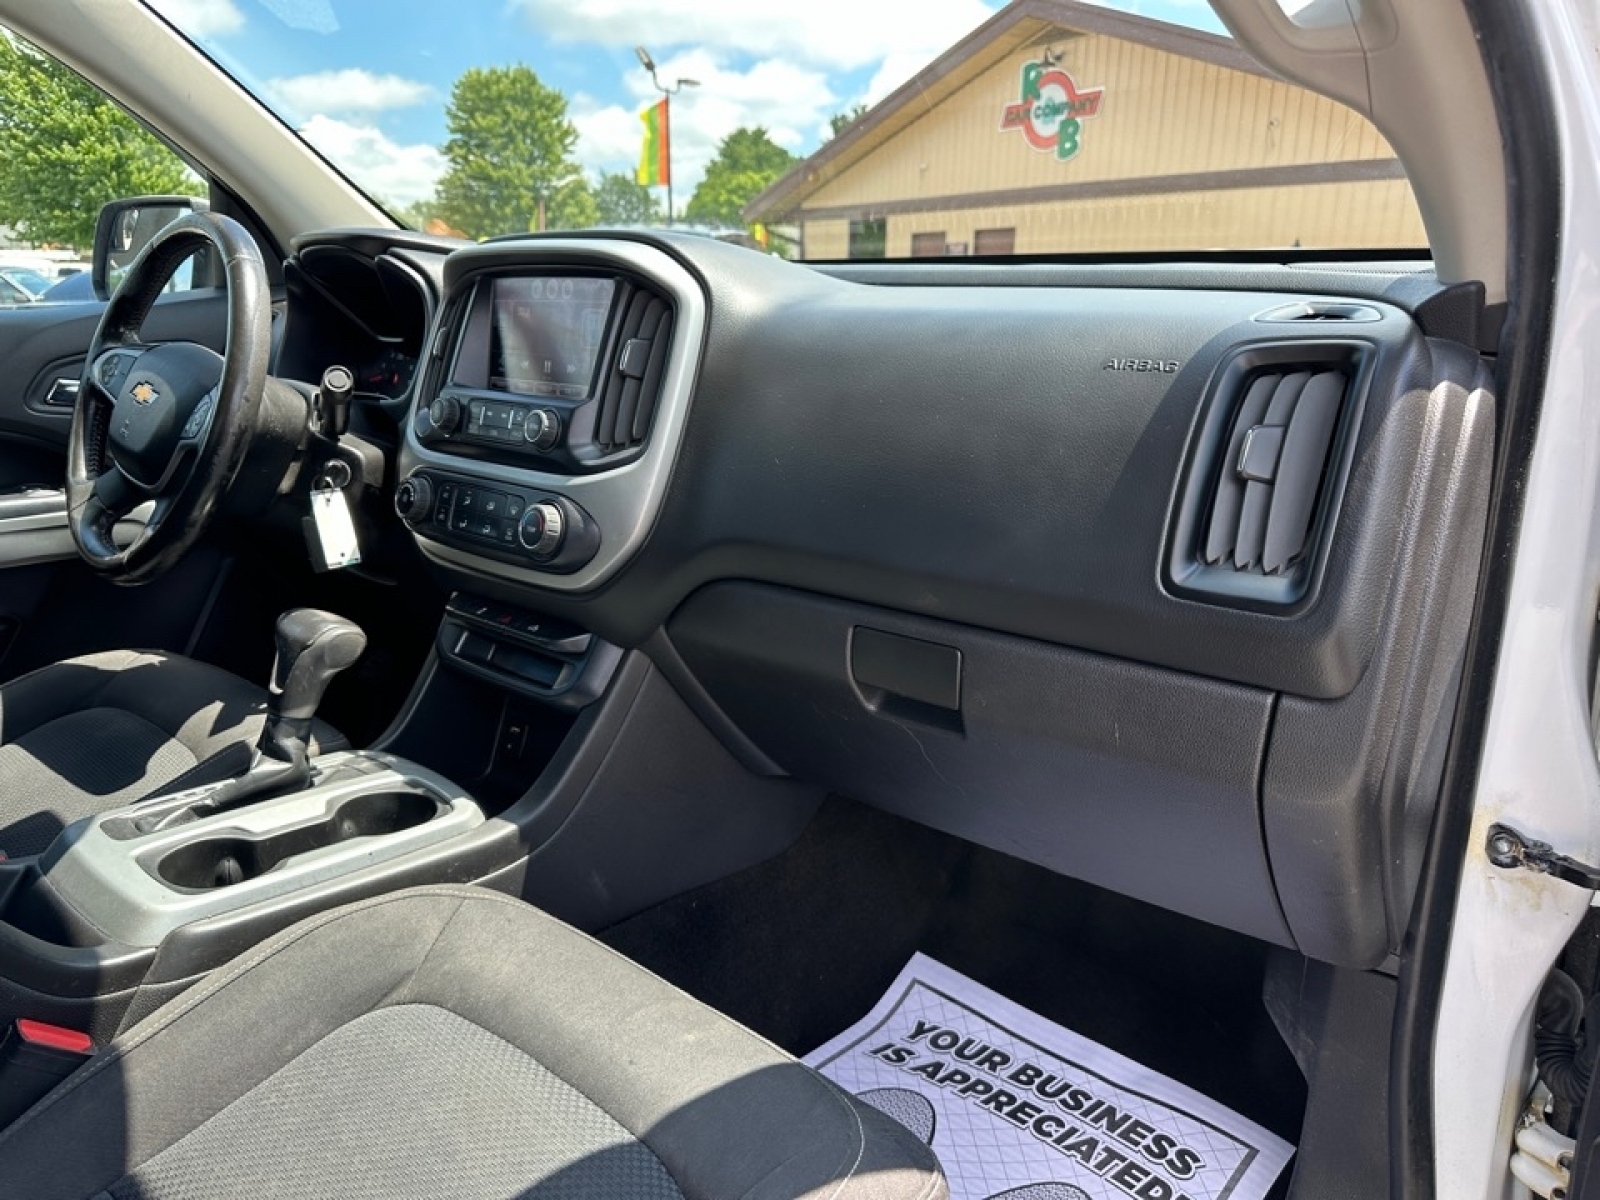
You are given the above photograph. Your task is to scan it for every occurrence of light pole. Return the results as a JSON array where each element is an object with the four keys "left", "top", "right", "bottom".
[{"left": 635, "top": 46, "right": 698, "bottom": 222}]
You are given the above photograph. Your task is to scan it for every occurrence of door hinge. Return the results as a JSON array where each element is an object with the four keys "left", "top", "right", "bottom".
[
  {"left": 1512, "top": 1110, "right": 1575, "bottom": 1200},
  {"left": 1487, "top": 823, "right": 1600, "bottom": 889}
]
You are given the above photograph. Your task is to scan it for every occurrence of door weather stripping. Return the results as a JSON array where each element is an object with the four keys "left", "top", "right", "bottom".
[{"left": 1486, "top": 824, "right": 1600, "bottom": 890}]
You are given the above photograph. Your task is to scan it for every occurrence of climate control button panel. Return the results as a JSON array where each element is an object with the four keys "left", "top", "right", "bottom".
[{"left": 395, "top": 470, "right": 599, "bottom": 574}]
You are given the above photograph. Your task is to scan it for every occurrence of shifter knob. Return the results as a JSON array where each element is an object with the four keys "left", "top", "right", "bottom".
[
  {"left": 268, "top": 609, "right": 367, "bottom": 724},
  {"left": 144, "top": 609, "right": 368, "bottom": 827}
]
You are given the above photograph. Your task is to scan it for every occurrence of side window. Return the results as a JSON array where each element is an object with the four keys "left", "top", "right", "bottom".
[
  {"left": 0, "top": 30, "right": 206, "bottom": 301},
  {"left": 849, "top": 219, "right": 888, "bottom": 260}
]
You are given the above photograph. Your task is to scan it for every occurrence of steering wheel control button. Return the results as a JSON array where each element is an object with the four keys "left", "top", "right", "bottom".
[
  {"left": 181, "top": 392, "right": 215, "bottom": 440},
  {"left": 524, "top": 408, "right": 561, "bottom": 451},
  {"left": 97, "top": 353, "right": 135, "bottom": 394},
  {"left": 518, "top": 502, "right": 565, "bottom": 558}
]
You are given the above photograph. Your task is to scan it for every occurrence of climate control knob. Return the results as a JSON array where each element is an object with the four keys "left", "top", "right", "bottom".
[
  {"left": 524, "top": 408, "right": 561, "bottom": 451},
  {"left": 394, "top": 473, "right": 433, "bottom": 523},
  {"left": 418, "top": 393, "right": 461, "bottom": 440},
  {"left": 517, "top": 501, "right": 566, "bottom": 559}
]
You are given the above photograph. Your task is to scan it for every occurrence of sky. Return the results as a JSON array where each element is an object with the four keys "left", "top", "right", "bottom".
[{"left": 144, "top": 0, "right": 1228, "bottom": 212}]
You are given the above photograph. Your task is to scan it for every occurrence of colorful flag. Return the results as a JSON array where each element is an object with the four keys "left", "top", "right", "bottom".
[{"left": 637, "top": 99, "right": 670, "bottom": 187}]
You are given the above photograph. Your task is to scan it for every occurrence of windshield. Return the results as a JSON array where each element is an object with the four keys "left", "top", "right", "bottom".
[{"left": 143, "top": 0, "right": 1426, "bottom": 261}]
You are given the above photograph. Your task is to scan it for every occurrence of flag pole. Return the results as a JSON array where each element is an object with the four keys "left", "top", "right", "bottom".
[{"left": 636, "top": 47, "right": 698, "bottom": 226}]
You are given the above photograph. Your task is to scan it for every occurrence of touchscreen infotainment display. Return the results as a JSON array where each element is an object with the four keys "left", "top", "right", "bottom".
[{"left": 486, "top": 276, "right": 615, "bottom": 398}]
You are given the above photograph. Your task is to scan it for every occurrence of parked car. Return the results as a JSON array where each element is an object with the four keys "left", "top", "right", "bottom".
[
  {"left": 36, "top": 270, "right": 93, "bottom": 303},
  {"left": 0, "top": 273, "right": 34, "bottom": 306},
  {"left": 0, "top": 265, "right": 52, "bottom": 298}
]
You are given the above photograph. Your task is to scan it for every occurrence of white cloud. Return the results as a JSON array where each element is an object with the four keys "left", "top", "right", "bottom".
[
  {"left": 571, "top": 96, "right": 645, "bottom": 176},
  {"left": 512, "top": 0, "right": 995, "bottom": 72},
  {"left": 146, "top": 0, "right": 245, "bottom": 37},
  {"left": 298, "top": 115, "right": 444, "bottom": 207},
  {"left": 572, "top": 50, "right": 836, "bottom": 202},
  {"left": 863, "top": 48, "right": 945, "bottom": 106},
  {"left": 255, "top": 0, "right": 338, "bottom": 34},
  {"left": 266, "top": 69, "right": 434, "bottom": 119}
]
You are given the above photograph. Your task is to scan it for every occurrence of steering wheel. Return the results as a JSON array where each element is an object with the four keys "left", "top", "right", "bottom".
[{"left": 66, "top": 211, "right": 271, "bottom": 585}]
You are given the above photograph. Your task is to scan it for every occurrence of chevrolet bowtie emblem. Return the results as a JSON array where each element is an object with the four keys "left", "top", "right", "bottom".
[{"left": 130, "top": 380, "right": 159, "bottom": 406}]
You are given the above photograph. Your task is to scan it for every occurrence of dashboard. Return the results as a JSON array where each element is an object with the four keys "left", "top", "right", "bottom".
[{"left": 288, "top": 228, "right": 1495, "bottom": 975}]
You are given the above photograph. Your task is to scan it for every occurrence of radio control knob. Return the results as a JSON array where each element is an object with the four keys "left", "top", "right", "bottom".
[
  {"left": 423, "top": 394, "right": 461, "bottom": 438},
  {"left": 517, "top": 501, "right": 565, "bottom": 558},
  {"left": 394, "top": 473, "right": 433, "bottom": 522},
  {"left": 524, "top": 408, "right": 561, "bottom": 451}
]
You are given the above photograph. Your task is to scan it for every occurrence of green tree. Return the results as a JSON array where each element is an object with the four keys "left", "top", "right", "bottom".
[
  {"left": 546, "top": 177, "right": 598, "bottom": 231},
  {"left": 593, "top": 171, "right": 660, "bottom": 226},
  {"left": 435, "top": 65, "right": 587, "bottom": 238},
  {"left": 828, "top": 104, "right": 869, "bottom": 138},
  {"left": 685, "top": 127, "right": 796, "bottom": 227},
  {"left": 388, "top": 197, "right": 438, "bottom": 231},
  {"left": 0, "top": 36, "right": 199, "bottom": 248}
]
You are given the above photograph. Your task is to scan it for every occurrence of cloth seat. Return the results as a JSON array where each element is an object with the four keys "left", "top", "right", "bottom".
[
  {"left": 0, "top": 649, "right": 345, "bottom": 858},
  {"left": 0, "top": 885, "right": 947, "bottom": 1200}
]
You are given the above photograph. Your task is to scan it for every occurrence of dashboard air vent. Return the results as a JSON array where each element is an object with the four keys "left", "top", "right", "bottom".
[
  {"left": 1255, "top": 301, "right": 1382, "bottom": 324},
  {"left": 1203, "top": 367, "right": 1347, "bottom": 576},
  {"left": 593, "top": 283, "right": 673, "bottom": 454}
]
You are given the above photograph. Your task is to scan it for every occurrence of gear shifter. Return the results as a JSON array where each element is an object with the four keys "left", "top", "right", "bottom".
[
  {"left": 259, "top": 609, "right": 368, "bottom": 768},
  {"left": 144, "top": 609, "right": 366, "bottom": 831}
]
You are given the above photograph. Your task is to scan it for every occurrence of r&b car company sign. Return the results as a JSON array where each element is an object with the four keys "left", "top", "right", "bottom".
[{"left": 1001, "top": 56, "right": 1104, "bottom": 161}]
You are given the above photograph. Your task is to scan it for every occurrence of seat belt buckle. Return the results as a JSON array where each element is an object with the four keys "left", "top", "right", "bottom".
[{"left": 0, "top": 1019, "right": 94, "bottom": 1129}]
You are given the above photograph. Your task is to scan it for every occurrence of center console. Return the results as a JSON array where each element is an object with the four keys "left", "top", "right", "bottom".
[
  {"left": 0, "top": 740, "right": 500, "bottom": 1041},
  {"left": 0, "top": 607, "right": 511, "bottom": 1044},
  {"left": 45, "top": 752, "right": 481, "bottom": 948}
]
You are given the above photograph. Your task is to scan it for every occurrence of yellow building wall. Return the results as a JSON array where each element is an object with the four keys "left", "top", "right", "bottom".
[
  {"left": 808, "top": 31, "right": 1402, "bottom": 208},
  {"left": 803, "top": 220, "right": 851, "bottom": 260},
  {"left": 870, "top": 178, "right": 1425, "bottom": 256},
  {"left": 792, "top": 26, "right": 1426, "bottom": 256}
]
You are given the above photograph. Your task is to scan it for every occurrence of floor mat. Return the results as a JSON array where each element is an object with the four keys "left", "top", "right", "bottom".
[
  {"left": 807, "top": 953, "right": 1294, "bottom": 1200},
  {"left": 601, "top": 797, "right": 1307, "bottom": 1172}
]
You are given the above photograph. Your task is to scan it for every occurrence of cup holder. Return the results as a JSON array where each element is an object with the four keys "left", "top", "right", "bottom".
[{"left": 156, "top": 790, "right": 444, "bottom": 890}]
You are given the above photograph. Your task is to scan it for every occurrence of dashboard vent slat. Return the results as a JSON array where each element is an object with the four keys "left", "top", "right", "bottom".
[
  {"left": 592, "top": 284, "right": 673, "bottom": 455},
  {"left": 1262, "top": 370, "right": 1345, "bottom": 572},
  {"left": 1204, "top": 374, "right": 1276, "bottom": 566},
  {"left": 633, "top": 308, "right": 674, "bottom": 442},
  {"left": 1203, "top": 366, "right": 1349, "bottom": 577}
]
